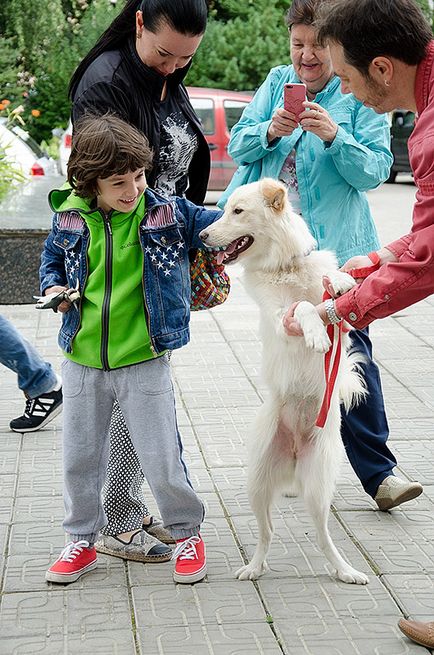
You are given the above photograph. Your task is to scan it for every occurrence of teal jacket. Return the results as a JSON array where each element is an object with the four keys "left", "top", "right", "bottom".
[{"left": 218, "top": 66, "right": 393, "bottom": 265}]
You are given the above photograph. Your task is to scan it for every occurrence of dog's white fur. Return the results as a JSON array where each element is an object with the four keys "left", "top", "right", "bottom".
[{"left": 201, "top": 179, "right": 368, "bottom": 585}]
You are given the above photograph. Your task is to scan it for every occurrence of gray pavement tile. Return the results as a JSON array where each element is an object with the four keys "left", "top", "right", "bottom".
[
  {"left": 391, "top": 441, "right": 434, "bottom": 485},
  {"left": 0, "top": 474, "right": 16, "bottom": 501},
  {"left": 179, "top": 387, "right": 261, "bottom": 410},
  {"left": 383, "top": 573, "right": 434, "bottom": 618},
  {"left": 382, "top": 358, "right": 434, "bottom": 387},
  {"left": 132, "top": 580, "right": 266, "bottom": 627},
  {"left": 339, "top": 510, "right": 434, "bottom": 575},
  {"left": 386, "top": 417, "right": 434, "bottom": 440},
  {"left": 201, "top": 441, "right": 248, "bottom": 469},
  {"left": 275, "top": 615, "right": 426, "bottom": 654},
  {"left": 0, "top": 431, "right": 22, "bottom": 451},
  {"left": 0, "top": 522, "right": 8, "bottom": 558},
  {"left": 0, "top": 451, "right": 19, "bottom": 476},
  {"left": 16, "top": 467, "right": 63, "bottom": 498},
  {"left": 414, "top": 386, "right": 434, "bottom": 410},
  {"left": 258, "top": 575, "right": 399, "bottom": 619},
  {"left": 0, "top": 587, "right": 133, "bottom": 638},
  {"left": 188, "top": 405, "right": 258, "bottom": 428},
  {"left": 0, "top": 632, "right": 137, "bottom": 655},
  {"left": 194, "top": 422, "right": 250, "bottom": 446},
  {"left": 383, "top": 396, "right": 434, "bottom": 419},
  {"left": 13, "top": 495, "right": 65, "bottom": 524},
  {"left": 8, "top": 523, "right": 68, "bottom": 557},
  {"left": 182, "top": 466, "right": 216, "bottom": 493},
  {"left": 137, "top": 622, "right": 282, "bottom": 655}
]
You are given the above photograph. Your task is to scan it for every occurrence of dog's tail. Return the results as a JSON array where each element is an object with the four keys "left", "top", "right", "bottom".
[{"left": 338, "top": 349, "right": 367, "bottom": 412}]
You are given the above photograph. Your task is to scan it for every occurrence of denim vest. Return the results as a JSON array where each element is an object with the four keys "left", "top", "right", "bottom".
[{"left": 40, "top": 189, "right": 222, "bottom": 355}]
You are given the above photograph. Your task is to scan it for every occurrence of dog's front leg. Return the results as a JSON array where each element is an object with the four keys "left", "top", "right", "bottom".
[
  {"left": 325, "top": 270, "right": 356, "bottom": 296},
  {"left": 293, "top": 301, "right": 331, "bottom": 353}
]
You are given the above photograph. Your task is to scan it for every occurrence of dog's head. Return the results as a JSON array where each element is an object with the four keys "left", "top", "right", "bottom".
[{"left": 199, "top": 178, "right": 316, "bottom": 268}]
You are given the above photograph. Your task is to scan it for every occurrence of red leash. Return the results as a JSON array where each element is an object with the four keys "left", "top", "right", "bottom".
[{"left": 315, "top": 252, "right": 380, "bottom": 428}]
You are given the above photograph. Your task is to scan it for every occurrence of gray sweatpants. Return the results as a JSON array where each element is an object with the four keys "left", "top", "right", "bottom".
[{"left": 61, "top": 356, "right": 204, "bottom": 543}]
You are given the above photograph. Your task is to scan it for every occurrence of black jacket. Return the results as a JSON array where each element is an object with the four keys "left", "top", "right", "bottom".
[{"left": 72, "top": 39, "right": 210, "bottom": 205}]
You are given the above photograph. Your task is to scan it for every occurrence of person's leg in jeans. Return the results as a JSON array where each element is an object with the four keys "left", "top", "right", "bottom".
[
  {"left": 0, "top": 314, "right": 63, "bottom": 432},
  {"left": 341, "top": 328, "right": 422, "bottom": 509}
]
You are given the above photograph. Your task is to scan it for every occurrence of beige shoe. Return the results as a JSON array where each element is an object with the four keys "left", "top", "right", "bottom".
[
  {"left": 143, "top": 516, "right": 176, "bottom": 544},
  {"left": 95, "top": 530, "right": 172, "bottom": 563},
  {"left": 374, "top": 476, "right": 423, "bottom": 511},
  {"left": 398, "top": 618, "right": 434, "bottom": 648}
]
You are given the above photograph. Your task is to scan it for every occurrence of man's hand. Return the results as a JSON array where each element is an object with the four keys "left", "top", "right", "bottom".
[{"left": 282, "top": 302, "right": 304, "bottom": 336}]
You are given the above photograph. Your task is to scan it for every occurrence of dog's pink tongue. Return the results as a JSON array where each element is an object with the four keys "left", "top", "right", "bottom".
[{"left": 216, "top": 241, "right": 237, "bottom": 265}]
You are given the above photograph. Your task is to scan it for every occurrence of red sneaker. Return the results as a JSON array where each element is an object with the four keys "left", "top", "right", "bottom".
[
  {"left": 46, "top": 540, "right": 97, "bottom": 584},
  {"left": 172, "top": 534, "right": 207, "bottom": 584}
]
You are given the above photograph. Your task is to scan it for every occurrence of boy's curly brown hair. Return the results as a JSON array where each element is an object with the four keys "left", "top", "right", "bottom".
[{"left": 67, "top": 113, "right": 154, "bottom": 199}]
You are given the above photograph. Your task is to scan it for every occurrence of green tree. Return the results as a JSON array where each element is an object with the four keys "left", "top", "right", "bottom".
[{"left": 187, "top": 0, "right": 290, "bottom": 90}]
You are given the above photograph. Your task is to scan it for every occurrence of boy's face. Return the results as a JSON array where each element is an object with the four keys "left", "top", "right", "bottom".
[{"left": 97, "top": 169, "right": 147, "bottom": 213}]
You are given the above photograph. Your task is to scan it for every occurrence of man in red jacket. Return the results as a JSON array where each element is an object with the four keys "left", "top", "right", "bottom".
[
  {"left": 283, "top": 0, "right": 434, "bottom": 331},
  {"left": 282, "top": 0, "right": 434, "bottom": 646}
]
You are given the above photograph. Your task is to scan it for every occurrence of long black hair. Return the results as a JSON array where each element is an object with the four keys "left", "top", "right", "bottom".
[{"left": 69, "top": 0, "right": 209, "bottom": 99}]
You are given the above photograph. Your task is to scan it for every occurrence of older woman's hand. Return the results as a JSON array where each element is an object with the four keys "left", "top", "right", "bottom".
[
  {"left": 299, "top": 101, "right": 338, "bottom": 143},
  {"left": 267, "top": 108, "right": 298, "bottom": 142}
]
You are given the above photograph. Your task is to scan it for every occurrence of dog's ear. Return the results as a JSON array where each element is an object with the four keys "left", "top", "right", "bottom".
[{"left": 261, "top": 179, "right": 286, "bottom": 213}]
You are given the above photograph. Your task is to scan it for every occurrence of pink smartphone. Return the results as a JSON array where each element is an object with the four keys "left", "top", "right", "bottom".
[{"left": 283, "top": 83, "right": 307, "bottom": 122}]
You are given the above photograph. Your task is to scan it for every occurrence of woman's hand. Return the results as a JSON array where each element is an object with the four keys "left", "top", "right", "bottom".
[
  {"left": 44, "top": 286, "right": 72, "bottom": 313},
  {"left": 299, "top": 101, "right": 338, "bottom": 143},
  {"left": 267, "top": 108, "right": 298, "bottom": 142}
]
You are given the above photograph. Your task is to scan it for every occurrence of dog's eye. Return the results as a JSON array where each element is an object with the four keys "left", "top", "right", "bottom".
[{"left": 233, "top": 208, "right": 243, "bottom": 215}]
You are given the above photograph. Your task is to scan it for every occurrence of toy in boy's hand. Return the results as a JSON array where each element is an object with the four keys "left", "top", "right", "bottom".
[{"left": 34, "top": 282, "right": 80, "bottom": 311}]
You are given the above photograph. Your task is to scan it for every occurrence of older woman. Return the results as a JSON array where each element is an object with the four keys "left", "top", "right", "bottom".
[{"left": 219, "top": 0, "right": 422, "bottom": 510}]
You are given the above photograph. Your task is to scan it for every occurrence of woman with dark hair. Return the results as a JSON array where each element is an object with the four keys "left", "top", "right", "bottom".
[
  {"left": 220, "top": 0, "right": 423, "bottom": 514},
  {"left": 68, "top": 0, "right": 210, "bottom": 564}
]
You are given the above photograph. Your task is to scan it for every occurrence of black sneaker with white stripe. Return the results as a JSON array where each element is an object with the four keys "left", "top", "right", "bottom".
[{"left": 10, "top": 387, "right": 63, "bottom": 432}]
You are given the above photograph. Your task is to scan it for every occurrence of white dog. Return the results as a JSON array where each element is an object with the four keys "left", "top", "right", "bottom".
[{"left": 200, "top": 178, "right": 369, "bottom": 585}]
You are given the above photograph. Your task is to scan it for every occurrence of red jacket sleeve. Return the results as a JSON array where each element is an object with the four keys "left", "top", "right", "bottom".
[{"left": 335, "top": 104, "right": 434, "bottom": 329}]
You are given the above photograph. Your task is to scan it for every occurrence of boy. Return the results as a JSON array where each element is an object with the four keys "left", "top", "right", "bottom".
[{"left": 42, "top": 113, "right": 222, "bottom": 584}]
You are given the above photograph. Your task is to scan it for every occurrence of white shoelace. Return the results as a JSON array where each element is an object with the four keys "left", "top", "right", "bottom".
[
  {"left": 58, "top": 540, "right": 90, "bottom": 562},
  {"left": 171, "top": 535, "right": 200, "bottom": 561}
]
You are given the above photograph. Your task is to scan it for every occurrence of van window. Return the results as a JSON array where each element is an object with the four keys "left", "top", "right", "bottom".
[
  {"left": 190, "top": 98, "right": 215, "bottom": 134},
  {"left": 224, "top": 100, "right": 250, "bottom": 131}
]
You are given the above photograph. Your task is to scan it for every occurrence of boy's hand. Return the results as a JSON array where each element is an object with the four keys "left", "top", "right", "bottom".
[{"left": 35, "top": 286, "right": 72, "bottom": 313}]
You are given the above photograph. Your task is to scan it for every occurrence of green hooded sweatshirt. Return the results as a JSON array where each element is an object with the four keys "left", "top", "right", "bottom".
[{"left": 50, "top": 187, "right": 156, "bottom": 370}]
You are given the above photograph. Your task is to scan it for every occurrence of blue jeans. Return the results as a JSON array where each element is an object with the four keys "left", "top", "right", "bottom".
[
  {"left": 0, "top": 314, "right": 57, "bottom": 398},
  {"left": 341, "top": 328, "right": 396, "bottom": 498}
]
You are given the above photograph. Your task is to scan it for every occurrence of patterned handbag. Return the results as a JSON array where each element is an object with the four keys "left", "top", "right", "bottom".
[{"left": 190, "top": 248, "right": 230, "bottom": 311}]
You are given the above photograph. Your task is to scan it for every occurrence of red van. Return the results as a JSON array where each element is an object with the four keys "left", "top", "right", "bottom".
[{"left": 187, "top": 87, "right": 253, "bottom": 191}]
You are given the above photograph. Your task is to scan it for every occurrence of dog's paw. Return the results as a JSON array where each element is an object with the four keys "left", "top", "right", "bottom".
[
  {"left": 294, "top": 301, "right": 331, "bottom": 353},
  {"left": 235, "top": 561, "right": 269, "bottom": 580},
  {"left": 326, "top": 270, "right": 357, "bottom": 296},
  {"left": 335, "top": 565, "right": 369, "bottom": 585}
]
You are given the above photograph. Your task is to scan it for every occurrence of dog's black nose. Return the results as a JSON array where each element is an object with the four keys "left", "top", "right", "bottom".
[{"left": 199, "top": 229, "right": 209, "bottom": 242}]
